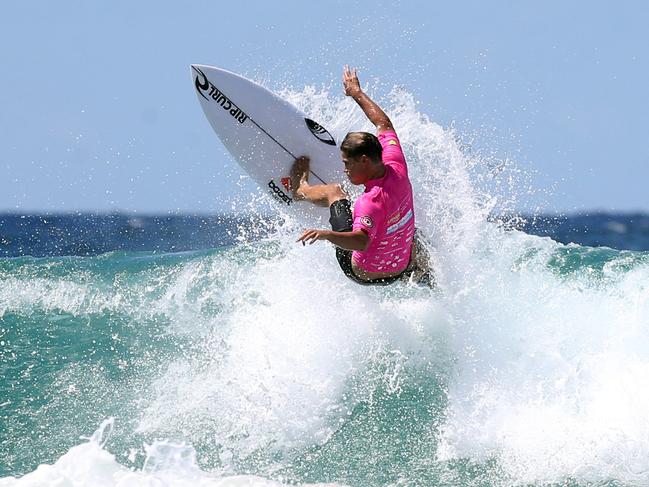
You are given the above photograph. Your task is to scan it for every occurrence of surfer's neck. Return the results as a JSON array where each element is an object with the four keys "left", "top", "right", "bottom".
[{"left": 364, "top": 163, "right": 386, "bottom": 183}]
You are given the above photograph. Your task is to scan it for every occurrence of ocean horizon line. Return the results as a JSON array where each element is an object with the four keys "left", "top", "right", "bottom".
[{"left": 2, "top": 209, "right": 649, "bottom": 218}]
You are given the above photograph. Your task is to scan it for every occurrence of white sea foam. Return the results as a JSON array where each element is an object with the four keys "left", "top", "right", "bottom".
[
  {"left": 0, "top": 419, "right": 347, "bottom": 487},
  {"left": 136, "top": 239, "right": 445, "bottom": 470},
  {"left": 284, "top": 85, "right": 649, "bottom": 484}
]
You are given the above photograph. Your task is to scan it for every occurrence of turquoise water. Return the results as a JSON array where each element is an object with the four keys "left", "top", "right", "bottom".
[
  {"left": 0, "top": 243, "right": 443, "bottom": 483},
  {"left": 1, "top": 250, "right": 207, "bottom": 475},
  {"left": 4, "top": 87, "right": 649, "bottom": 487}
]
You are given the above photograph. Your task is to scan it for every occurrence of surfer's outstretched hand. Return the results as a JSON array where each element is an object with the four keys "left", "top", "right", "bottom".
[
  {"left": 297, "top": 229, "right": 330, "bottom": 245},
  {"left": 343, "top": 65, "right": 362, "bottom": 97}
]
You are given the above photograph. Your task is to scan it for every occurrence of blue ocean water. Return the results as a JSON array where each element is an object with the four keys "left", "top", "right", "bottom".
[
  {"left": 2, "top": 211, "right": 649, "bottom": 258},
  {"left": 0, "top": 214, "right": 269, "bottom": 258},
  {"left": 3, "top": 88, "right": 649, "bottom": 487}
]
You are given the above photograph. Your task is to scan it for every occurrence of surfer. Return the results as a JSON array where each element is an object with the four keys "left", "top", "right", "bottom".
[{"left": 292, "top": 65, "right": 430, "bottom": 285}]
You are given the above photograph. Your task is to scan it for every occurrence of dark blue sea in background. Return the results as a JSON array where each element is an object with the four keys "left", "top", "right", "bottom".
[
  {"left": 2, "top": 212, "right": 649, "bottom": 257},
  {"left": 0, "top": 214, "right": 264, "bottom": 258}
]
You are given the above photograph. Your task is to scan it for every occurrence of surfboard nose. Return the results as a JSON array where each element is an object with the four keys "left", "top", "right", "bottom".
[{"left": 191, "top": 65, "right": 212, "bottom": 81}]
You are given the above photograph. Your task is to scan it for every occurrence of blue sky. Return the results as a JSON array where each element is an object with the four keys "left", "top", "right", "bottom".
[{"left": 1, "top": 1, "right": 648, "bottom": 214}]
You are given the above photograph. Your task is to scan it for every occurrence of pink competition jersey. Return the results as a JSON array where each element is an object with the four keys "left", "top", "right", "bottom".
[{"left": 352, "top": 130, "right": 415, "bottom": 274}]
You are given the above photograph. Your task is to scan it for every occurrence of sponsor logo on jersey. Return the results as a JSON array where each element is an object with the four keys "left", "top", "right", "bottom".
[
  {"left": 386, "top": 208, "right": 413, "bottom": 235},
  {"left": 305, "top": 118, "right": 336, "bottom": 146},
  {"left": 387, "top": 211, "right": 401, "bottom": 225},
  {"left": 360, "top": 215, "right": 374, "bottom": 228}
]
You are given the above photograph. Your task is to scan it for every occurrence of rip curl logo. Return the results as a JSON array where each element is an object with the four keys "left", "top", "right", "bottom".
[
  {"left": 268, "top": 179, "right": 292, "bottom": 205},
  {"left": 194, "top": 67, "right": 210, "bottom": 100},
  {"left": 305, "top": 118, "right": 336, "bottom": 146},
  {"left": 192, "top": 66, "right": 249, "bottom": 124},
  {"left": 360, "top": 216, "right": 374, "bottom": 228}
]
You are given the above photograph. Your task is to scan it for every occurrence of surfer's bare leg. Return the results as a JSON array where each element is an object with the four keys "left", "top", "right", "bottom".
[
  {"left": 291, "top": 156, "right": 347, "bottom": 207},
  {"left": 403, "top": 231, "right": 435, "bottom": 288}
]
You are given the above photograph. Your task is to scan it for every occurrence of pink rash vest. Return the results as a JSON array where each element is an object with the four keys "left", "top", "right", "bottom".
[{"left": 352, "top": 130, "right": 415, "bottom": 274}]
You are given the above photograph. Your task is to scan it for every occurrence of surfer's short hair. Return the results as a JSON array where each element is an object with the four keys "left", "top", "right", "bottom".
[{"left": 341, "top": 132, "right": 383, "bottom": 162}]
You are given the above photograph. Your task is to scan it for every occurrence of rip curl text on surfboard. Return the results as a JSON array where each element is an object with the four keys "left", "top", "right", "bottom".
[
  {"left": 207, "top": 86, "right": 248, "bottom": 124},
  {"left": 194, "top": 67, "right": 248, "bottom": 124}
]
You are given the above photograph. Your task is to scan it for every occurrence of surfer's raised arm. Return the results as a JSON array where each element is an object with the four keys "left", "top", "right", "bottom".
[{"left": 343, "top": 65, "right": 394, "bottom": 135}]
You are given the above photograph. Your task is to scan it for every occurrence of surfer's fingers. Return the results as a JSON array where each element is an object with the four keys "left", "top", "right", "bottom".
[
  {"left": 297, "top": 229, "right": 316, "bottom": 244},
  {"left": 305, "top": 230, "right": 322, "bottom": 244},
  {"left": 344, "top": 65, "right": 356, "bottom": 83}
]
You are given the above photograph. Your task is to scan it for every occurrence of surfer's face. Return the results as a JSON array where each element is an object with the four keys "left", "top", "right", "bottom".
[{"left": 341, "top": 153, "right": 369, "bottom": 185}]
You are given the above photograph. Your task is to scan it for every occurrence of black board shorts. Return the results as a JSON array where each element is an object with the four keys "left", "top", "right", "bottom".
[{"left": 329, "top": 199, "right": 405, "bottom": 286}]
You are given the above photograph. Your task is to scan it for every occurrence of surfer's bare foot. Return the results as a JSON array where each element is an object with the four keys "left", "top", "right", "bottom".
[{"left": 290, "top": 156, "right": 310, "bottom": 200}]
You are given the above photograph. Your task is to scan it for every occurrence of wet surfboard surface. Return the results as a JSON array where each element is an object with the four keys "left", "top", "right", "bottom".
[{"left": 191, "top": 64, "right": 342, "bottom": 222}]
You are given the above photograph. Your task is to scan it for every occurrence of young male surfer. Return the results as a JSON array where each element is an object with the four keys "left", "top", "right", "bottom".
[{"left": 292, "top": 65, "right": 430, "bottom": 285}]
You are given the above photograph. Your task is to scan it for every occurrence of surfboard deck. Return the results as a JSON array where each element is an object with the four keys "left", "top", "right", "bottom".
[{"left": 191, "top": 65, "right": 343, "bottom": 222}]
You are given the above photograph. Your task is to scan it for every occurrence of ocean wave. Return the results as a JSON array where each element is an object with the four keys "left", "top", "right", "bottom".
[{"left": 3, "top": 85, "right": 649, "bottom": 487}]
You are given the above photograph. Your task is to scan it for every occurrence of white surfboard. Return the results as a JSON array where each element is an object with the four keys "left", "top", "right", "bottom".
[{"left": 191, "top": 64, "right": 343, "bottom": 222}]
